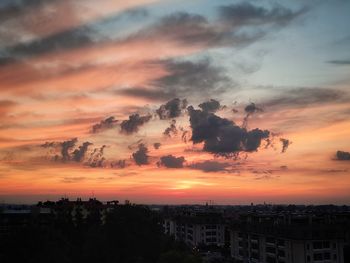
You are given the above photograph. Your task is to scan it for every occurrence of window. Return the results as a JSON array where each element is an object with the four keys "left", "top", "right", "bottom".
[
  {"left": 266, "top": 237, "right": 275, "bottom": 243},
  {"left": 313, "top": 253, "right": 323, "bottom": 261},
  {"left": 277, "top": 239, "right": 285, "bottom": 246},
  {"left": 251, "top": 243, "right": 258, "bottom": 249},
  {"left": 323, "top": 241, "right": 330, "bottom": 248},
  {"left": 324, "top": 252, "right": 330, "bottom": 260},
  {"left": 206, "top": 237, "right": 217, "bottom": 243},
  {"left": 251, "top": 251, "right": 259, "bottom": 259},
  {"left": 278, "top": 250, "right": 285, "bottom": 257},
  {"left": 313, "top": 241, "right": 323, "bottom": 249},
  {"left": 206, "top": 230, "right": 217, "bottom": 236},
  {"left": 266, "top": 255, "right": 276, "bottom": 263},
  {"left": 266, "top": 247, "right": 276, "bottom": 253}
]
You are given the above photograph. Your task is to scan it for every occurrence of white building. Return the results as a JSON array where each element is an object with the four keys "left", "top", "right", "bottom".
[{"left": 164, "top": 210, "right": 225, "bottom": 247}]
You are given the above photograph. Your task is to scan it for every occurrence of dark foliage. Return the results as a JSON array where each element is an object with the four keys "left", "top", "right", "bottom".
[{"left": 0, "top": 205, "right": 200, "bottom": 263}]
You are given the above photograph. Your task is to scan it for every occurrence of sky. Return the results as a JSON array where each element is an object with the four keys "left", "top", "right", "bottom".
[{"left": 0, "top": 0, "right": 350, "bottom": 205}]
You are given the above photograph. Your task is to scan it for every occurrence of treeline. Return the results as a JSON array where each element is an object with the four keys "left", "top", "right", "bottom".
[{"left": 0, "top": 205, "right": 201, "bottom": 263}]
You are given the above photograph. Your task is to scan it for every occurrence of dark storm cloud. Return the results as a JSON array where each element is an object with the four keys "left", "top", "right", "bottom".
[
  {"left": 189, "top": 160, "right": 231, "bottom": 172},
  {"left": 280, "top": 138, "right": 291, "bottom": 153},
  {"left": 218, "top": 2, "right": 306, "bottom": 27},
  {"left": 336, "top": 151, "right": 350, "bottom": 161},
  {"left": 187, "top": 106, "right": 270, "bottom": 156},
  {"left": 153, "top": 60, "right": 235, "bottom": 99},
  {"left": 120, "top": 114, "right": 152, "bottom": 134},
  {"left": 0, "top": 2, "right": 305, "bottom": 66},
  {"left": 198, "top": 99, "right": 221, "bottom": 113},
  {"left": 156, "top": 98, "right": 187, "bottom": 120},
  {"left": 133, "top": 11, "right": 240, "bottom": 48},
  {"left": 0, "top": 5, "right": 149, "bottom": 62},
  {"left": 158, "top": 155, "right": 185, "bottom": 168},
  {"left": 0, "top": 0, "right": 56, "bottom": 22},
  {"left": 163, "top": 120, "right": 178, "bottom": 137},
  {"left": 72, "top": 141, "right": 92, "bottom": 162},
  {"left": 132, "top": 143, "right": 149, "bottom": 165},
  {"left": 140, "top": 3, "right": 305, "bottom": 48},
  {"left": 263, "top": 88, "right": 346, "bottom": 108},
  {"left": 327, "top": 59, "right": 350, "bottom": 65},
  {"left": 61, "top": 138, "right": 78, "bottom": 162},
  {"left": 4, "top": 26, "right": 95, "bottom": 60},
  {"left": 91, "top": 116, "right": 118, "bottom": 133}
]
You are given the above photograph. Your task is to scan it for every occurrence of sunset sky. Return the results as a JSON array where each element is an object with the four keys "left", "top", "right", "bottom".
[{"left": 0, "top": 0, "right": 350, "bottom": 204}]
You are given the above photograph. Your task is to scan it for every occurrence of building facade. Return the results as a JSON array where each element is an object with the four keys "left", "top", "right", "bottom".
[
  {"left": 229, "top": 213, "right": 347, "bottom": 263},
  {"left": 164, "top": 210, "right": 226, "bottom": 247}
]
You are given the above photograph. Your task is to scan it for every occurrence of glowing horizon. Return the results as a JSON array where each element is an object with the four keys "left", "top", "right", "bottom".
[{"left": 0, "top": 0, "right": 350, "bottom": 204}]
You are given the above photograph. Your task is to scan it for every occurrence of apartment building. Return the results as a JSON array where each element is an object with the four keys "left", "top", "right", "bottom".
[
  {"left": 164, "top": 209, "right": 226, "bottom": 247},
  {"left": 229, "top": 213, "right": 347, "bottom": 263}
]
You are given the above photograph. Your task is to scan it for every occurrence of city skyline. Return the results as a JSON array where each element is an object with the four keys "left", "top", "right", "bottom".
[{"left": 0, "top": 0, "right": 350, "bottom": 204}]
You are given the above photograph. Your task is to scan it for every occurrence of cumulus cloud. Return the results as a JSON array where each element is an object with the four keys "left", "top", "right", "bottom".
[
  {"left": 120, "top": 114, "right": 152, "bottom": 134},
  {"left": 72, "top": 141, "right": 92, "bottom": 162},
  {"left": 189, "top": 160, "right": 231, "bottom": 172},
  {"left": 88, "top": 145, "right": 106, "bottom": 167},
  {"left": 111, "top": 159, "right": 126, "bottom": 169},
  {"left": 35, "top": 97, "right": 286, "bottom": 169},
  {"left": 280, "top": 138, "right": 291, "bottom": 153},
  {"left": 156, "top": 98, "right": 187, "bottom": 120},
  {"left": 91, "top": 116, "right": 118, "bottom": 133},
  {"left": 61, "top": 138, "right": 78, "bottom": 162},
  {"left": 163, "top": 119, "right": 177, "bottom": 137},
  {"left": 242, "top": 102, "right": 263, "bottom": 128},
  {"left": 153, "top": 142, "right": 161, "bottom": 149},
  {"left": 198, "top": 99, "right": 222, "bottom": 112},
  {"left": 336, "top": 151, "right": 350, "bottom": 161},
  {"left": 245, "top": 102, "right": 263, "bottom": 114},
  {"left": 132, "top": 143, "right": 149, "bottom": 165},
  {"left": 42, "top": 138, "right": 95, "bottom": 163},
  {"left": 187, "top": 105, "right": 270, "bottom": 156},
  {"left": 158, "top": 155, "right": 185, "bottom": 168}
]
